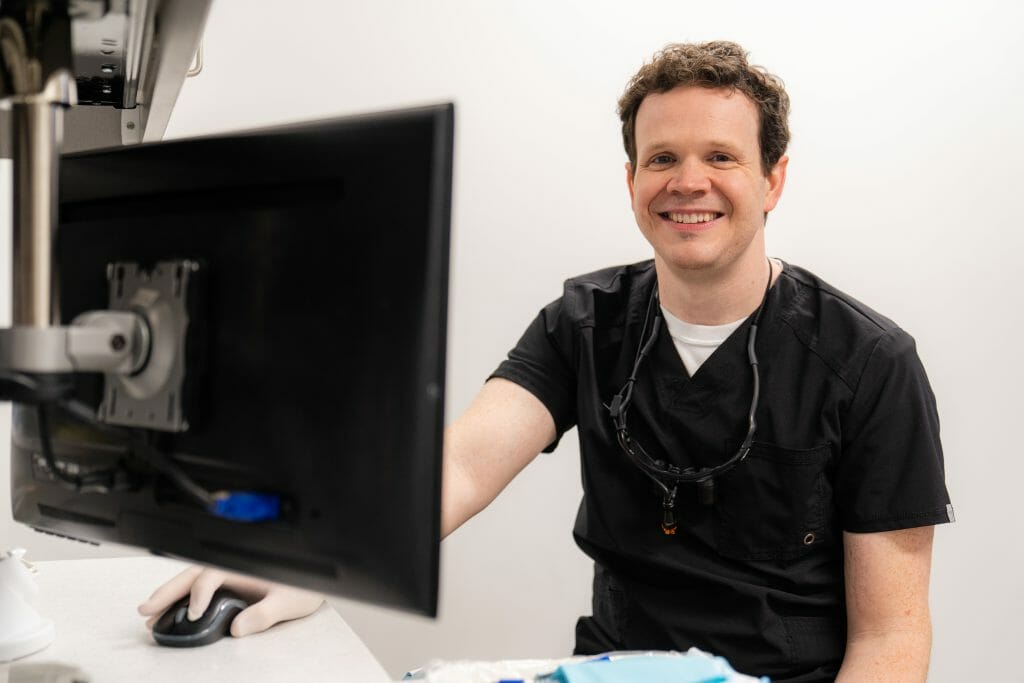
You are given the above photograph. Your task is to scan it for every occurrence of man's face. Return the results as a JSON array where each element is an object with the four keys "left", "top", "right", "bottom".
[{"left": 626, "top": 86, "right": 787, "bottom": 277}]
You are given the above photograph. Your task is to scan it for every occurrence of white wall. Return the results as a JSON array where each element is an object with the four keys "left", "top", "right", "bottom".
[{"left": 3, "top": 1, "right": 1022, "bottom": 680}]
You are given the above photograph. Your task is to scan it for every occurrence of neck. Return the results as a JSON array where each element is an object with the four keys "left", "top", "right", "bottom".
[{"left": 655, "top": 251, "right": 780, "bottom": 326}]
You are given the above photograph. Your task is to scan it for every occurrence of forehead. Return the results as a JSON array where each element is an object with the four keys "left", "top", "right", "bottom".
[{"left": 634, "top": 86, "right": 760, "bottom": 152}]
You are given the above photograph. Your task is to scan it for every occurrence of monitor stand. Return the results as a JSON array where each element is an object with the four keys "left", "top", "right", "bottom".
[{"left": 0, "top": 549, "right": 54, "bottom": 662}]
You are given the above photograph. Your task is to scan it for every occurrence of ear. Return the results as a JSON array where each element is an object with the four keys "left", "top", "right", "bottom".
[
  {"left": 763, "top": 155, "right": 788, "bottom": 213},
  {"left": 625, "top": 162, "right": 636, "bottom": 204}
]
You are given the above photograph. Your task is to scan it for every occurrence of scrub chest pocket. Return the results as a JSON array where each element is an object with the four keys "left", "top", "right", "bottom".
[{"left": 714, "top": 442, "right": 833, "bottom": 561}]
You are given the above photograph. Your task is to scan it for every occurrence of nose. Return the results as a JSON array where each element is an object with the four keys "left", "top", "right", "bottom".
[{"left": 666, "top": 157, "right": 711, "bottom": 195}]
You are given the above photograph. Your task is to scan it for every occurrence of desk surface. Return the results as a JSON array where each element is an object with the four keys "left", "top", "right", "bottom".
[{"left": 3, "top": 555, "right": 391, "bottom": 683}]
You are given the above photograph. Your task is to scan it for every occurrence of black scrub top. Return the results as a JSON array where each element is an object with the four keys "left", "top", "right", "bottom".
[{"left": 490, "top": 260, "right": 952, "bottom": 683}]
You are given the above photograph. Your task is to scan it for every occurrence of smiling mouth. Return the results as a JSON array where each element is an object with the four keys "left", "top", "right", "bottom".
[{"left": 659, "top": 211, "right": 723, "bottom": 225}]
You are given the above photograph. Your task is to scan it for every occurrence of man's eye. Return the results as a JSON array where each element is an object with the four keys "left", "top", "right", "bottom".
[
  {"left": 650, "top": 155, "right": 674, "bottom": 165},
  {"left": 709, "top": 153, "right": 733, "bottom": 163}
]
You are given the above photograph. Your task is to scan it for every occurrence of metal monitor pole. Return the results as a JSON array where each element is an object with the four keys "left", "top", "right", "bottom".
[{"left": 10, "top": 68, "right": 74, "bottom": 328}]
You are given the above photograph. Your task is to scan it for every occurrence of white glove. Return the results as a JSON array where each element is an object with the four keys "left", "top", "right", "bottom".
[{"left": 137, "top": 565, "right": 325, "bottom": 637}]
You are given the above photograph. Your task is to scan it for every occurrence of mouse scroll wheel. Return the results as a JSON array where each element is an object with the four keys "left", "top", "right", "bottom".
[{"left": 173, "top": 606, "right": 189, "bottom": 625}]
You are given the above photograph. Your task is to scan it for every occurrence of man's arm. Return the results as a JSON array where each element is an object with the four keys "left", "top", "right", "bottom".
[
  {"left": 441, "top": 377, "right": 557, "bottom": 537},
  {"left": 835, "top": 526, "right": 935, "bottom": 682},
  {"left": 140, "top": 377, "right": 555, "bottom": 629}
]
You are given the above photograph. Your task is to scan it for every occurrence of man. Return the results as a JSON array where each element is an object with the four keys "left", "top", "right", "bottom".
[{"left": 140, "top": 41, "right": 952, "bottom": 682}]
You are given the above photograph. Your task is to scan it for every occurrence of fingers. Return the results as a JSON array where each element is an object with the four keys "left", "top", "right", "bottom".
[
  {"left": 186, "top": 568, "right": 229, "bottom": 621},
  {"left": 230, "top": 603, "right": 277, "bottom": 638},
  {"left": 138, "top": 565, "right": 273, "bottom": 618},
  {"left": 138, "top": 566, "right": 203, "bottom": 616},
  {"left": 230, "top": 588, "right": 325, "bottom": 638}
]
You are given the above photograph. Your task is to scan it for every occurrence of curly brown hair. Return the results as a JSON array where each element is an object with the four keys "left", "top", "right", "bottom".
[{"left": 618, "top": 41, "right": 790, "bottom": 176}]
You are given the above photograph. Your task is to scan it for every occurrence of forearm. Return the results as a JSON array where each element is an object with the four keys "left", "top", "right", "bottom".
[
  {"left": 440, "top": 427, "right": 490, "bottom": 538},
  {"left": 838, "top": 527, "right": 936, "bottom": 681},
  {"left": 836, "top": 626, "right": 931, "bottom": 682}
]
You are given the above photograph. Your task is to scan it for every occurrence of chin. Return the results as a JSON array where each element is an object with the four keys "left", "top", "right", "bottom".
[{"left": 656, "top": 248, "right": 723, "bottom": 273}]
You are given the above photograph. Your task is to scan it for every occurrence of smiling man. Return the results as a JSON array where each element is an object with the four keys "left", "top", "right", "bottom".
[
  {"left": 140, "top": 41, "right": 952, "bottom": 683},
  {"left": 508, "top": 42, "right": 954, "bottom": 681}
]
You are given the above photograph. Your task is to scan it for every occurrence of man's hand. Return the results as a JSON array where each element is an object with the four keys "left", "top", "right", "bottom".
[{"left": 137, "top": 566, "right": 325, "bottom": 638}]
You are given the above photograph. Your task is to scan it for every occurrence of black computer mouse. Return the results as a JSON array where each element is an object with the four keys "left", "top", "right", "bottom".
[{"left": 151, "top": 588, "right": 250, "bottom": 647}]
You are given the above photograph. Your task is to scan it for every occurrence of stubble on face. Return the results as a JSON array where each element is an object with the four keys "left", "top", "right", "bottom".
[{"left": 626, "top": 86, "right": 784, "bottom": 284}]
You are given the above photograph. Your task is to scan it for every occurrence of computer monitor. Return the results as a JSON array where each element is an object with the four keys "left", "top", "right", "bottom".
[{"left": 8, "top": 103, "right": 454, "bottom": 617}]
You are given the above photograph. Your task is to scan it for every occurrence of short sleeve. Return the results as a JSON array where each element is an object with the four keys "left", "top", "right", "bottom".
[
  {"left": 489, "top": 295, "right": 578, "bottom": 452},
  {"left": 835, "top": 328, "right": 953, "bottom": 532}
]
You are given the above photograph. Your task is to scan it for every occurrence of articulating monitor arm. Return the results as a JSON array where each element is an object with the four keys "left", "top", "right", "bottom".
[{"left": 0, "top": 2, "right": 194, "bottom": 426}]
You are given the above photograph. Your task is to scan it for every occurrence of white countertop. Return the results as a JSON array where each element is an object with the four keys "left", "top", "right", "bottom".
[{"left": 1, "top": 555, "right": 391, "bottom": 683}]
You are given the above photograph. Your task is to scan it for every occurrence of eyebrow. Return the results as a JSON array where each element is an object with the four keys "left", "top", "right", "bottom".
[
  {"left": 639, "top": 139, "right": 744, "bottom": 154},
  {"left": 706, "top": 140, "right": 743, "bottom": 152}
]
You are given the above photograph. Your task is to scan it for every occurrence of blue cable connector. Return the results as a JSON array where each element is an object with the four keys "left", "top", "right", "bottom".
[{"left": 209, "top": 492, "right": 282, "bottom": 522}]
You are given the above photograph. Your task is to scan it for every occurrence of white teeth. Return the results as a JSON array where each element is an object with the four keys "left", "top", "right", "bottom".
[{"left": 666, "top": 212, "right": 717, "bottom": 224}]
